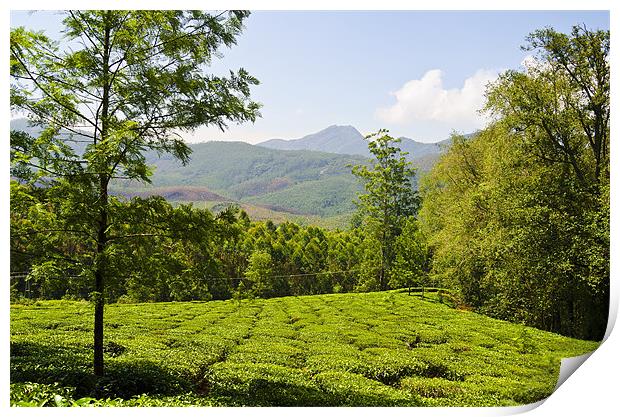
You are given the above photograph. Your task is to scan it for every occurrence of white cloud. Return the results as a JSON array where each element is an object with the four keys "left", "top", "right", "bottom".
[
  {"left": 520, "top": 54, "right": 554, "bottom": 75},
  {"left": 375, "top": 69, "right": 498, "bottom": 130},
  {"left": 520, "top": 54, "right": 537, "bottom": 71}
]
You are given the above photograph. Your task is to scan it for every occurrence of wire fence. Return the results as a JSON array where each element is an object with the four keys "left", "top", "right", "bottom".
[
  {"left": 196, "top": 267, "right": 378, "bottom": 283},
  {"left": 9, "top": 266, "right": 381, "bottom": 298},
  {"left": 10, "top": 267, "right": 449, "bottom": 304},
  {"left": 10, "top": 267, "right": 374, "bottom": 282}
]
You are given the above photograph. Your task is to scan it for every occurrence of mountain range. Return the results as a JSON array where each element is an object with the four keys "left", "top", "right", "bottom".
[
  {"left": 11, "top": 119, "right": 456, "bottom": 226},
  {"left": 125, "top": 141, "right": 368, "bottom": 217},
  {"left": 259, "top": 125, "right": 451, "bottom": 160}
]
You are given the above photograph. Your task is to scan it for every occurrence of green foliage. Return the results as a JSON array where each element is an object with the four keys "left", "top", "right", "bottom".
[
  {"left": 485, "top": 25, "right": 609, "bottom": 187},
  {"left": 315, "top": 371, "right": 417, "bottom": 406},
  {"left": 11, "top": 293, "right": 598, "bottom": 406},
  {"left": 354, "top": 233, "right": 382, "bottom": 292},
  {"left": 244, "top": 250, "right": 275, "bottom": 298},
  {"left": 10, "top": 383, "right": 221, "bottom": 407},
  {"left": 11, "top": 199, "right": 399, "bottom": 304},
  {"left": 244, "top": 175, "right": 362, "bottom": 216},
  {"left": 420, "top": 25, "right": 609, "bottom": 340},
  {"left": 351, "top": 130, "right": 420, "bottom": 290},
  {"left": 390, "top": 217, "right": 430, "bottom": 290},
  {"left": 10, "top": 383, "right": 77, "bottom": 407},
  {"left": 11, "top": 10, "right": 260, "bottom": 376}
]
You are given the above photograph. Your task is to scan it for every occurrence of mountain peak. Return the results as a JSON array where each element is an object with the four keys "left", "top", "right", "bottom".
[
  {"left": 257, "top": 124, "right": 458, "bottom": 165},
  {"left": 323, "top": 124, "right": 358, "bottom": 131},
  {"left": 258, "top": 125, "right": 366, "bottom": 155}
]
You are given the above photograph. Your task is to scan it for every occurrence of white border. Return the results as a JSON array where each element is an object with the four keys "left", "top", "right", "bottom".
[{"left": 2, "top": 1, "right": 617, "bottom": 416}]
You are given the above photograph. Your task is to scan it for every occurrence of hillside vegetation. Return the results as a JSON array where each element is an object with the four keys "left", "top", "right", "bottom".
[
  {"left": 113, "top": 138, "right": 446, "bottom": 219},
  {"left": 186, "top": 200, "right": 353, "bottom": 229},
  {"left": 113, "top": 141, "right": 368, "bottom": 217},
  {"left": 420, "top": 26, "right": 610, "bottom": 340},
  {"left": 11, "top": 118, "right": 444, "bottom": 221},
  {"left": 112, "top": 187, "right": 350, "bottom": 228},
  {"left": 10, "top": 291, "right": 598, "bottom": 406}
]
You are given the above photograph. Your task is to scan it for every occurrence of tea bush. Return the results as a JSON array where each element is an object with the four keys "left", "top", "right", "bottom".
[{"left": 11, "top": 291, "right": 598, "bottom": 406}]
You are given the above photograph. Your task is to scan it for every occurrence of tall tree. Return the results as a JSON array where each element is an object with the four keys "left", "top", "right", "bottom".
[
  {"left": 485, "top": 25, "right": 609, "bottom": 190},
  {"left": 484, "top": 25, "right": 609, "bottom": 338},
  {"left": 390, "top": 217, "right": 429, "bottom": 295},
  {"left": 421, "top": 25, "right": 609, "bottom": 339},
  {"left": 10, "top": 10, "right": 260, "bottom": 376},
  {"left": 351, "top": 130, "right": 419, "bottom": 290},
  {"left": 244, "top": 250, "right": 274, "bottom": 298}
]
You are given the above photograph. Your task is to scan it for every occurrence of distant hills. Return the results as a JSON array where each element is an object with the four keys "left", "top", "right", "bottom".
[
  {"left": 260, "top": 125, "right": 368, "bottom": 155},
  {"left": 113, "top": 185, "right": 229, "bottom": 203},
  {"left": 258, "top": 125, "right": 451, "bottom": 162},
  {"left": 11, "top": 119, "right": 459, "bottom": 226},
  {"left": 122, "top": 141, "right": 368, "bottom": 217}
]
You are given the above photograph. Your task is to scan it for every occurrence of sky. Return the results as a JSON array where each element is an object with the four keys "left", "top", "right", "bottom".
[{"left": 10, "top": 10, "right": 610, "bottom": 143}]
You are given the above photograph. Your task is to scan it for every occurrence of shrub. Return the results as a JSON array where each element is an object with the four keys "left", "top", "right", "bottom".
[
  {"left": 10, "top": 293, "right": 599, "bottom": 407},
  {"left": 205, "top": 362, "right": 325, "bottom": 406},
  {"left": 10, "top": 382, "right": 76, "bottom": 406},
  {"left": 315, "top": 371, "right": 419, "bottom": 406}
]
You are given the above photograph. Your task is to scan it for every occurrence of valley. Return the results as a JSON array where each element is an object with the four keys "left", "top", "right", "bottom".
[{"left": 110, "top": 125, "right": 452, "bottom": 225}]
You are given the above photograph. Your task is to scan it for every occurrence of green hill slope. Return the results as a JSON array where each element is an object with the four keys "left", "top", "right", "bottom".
[
  {"left": 114, "top": 141, "right": 367, "bottom": 217},
  {"left": 10, "top": 291, "right": 597, "bottom": 407},
  {"left": 113, "top": 140, "right": 438, "bottom": 219},
  {"left": 243, "top": 175, "right": 360, "bottom": 216},
  {"left": 144, "top": 141, "right": 364, "bottom": 190},
  {"left": 11, "top": 119, "right": 443, "bottom": 221}
]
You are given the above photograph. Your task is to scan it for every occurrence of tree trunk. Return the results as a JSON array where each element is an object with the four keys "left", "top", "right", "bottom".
[
  {"left": 380, "top": 204, "right": 388, "bottom": 291},
  {"left": 94, "top": 16, "right": 111, "bottom": 377},
  {"left": 93, "top": 267, "right": 104, "bottom": 376},
  {"left": 93, "top": 177, "right": 109, "bottom": 377}
]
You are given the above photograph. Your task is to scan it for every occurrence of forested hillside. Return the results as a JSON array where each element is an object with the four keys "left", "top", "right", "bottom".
[
  {"left": 113, "top": 136, "right": 446, "bottom": 218},
  {"left": 116, "top": 141, "right": 367, "bottom": 216}
]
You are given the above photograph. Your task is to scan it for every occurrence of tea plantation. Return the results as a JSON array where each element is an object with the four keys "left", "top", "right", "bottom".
[{"left": 10, "top": 291, "right": 598, "bottom": 407}]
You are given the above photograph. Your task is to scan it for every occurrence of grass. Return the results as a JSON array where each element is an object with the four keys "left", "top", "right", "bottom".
[{"left": 10, "top": 291, "right": 598, "bottom": 407}]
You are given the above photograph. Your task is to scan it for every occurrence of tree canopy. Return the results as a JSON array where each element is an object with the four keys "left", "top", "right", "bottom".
[
  {"left": 10, "top": 10, "right": 261, "bottom": 376},
  {"left": 351, "top": 130, "right": 420, "bottom": 290},
  {"left": 420, "top": 25, "right": 609, "bottom": 340}
]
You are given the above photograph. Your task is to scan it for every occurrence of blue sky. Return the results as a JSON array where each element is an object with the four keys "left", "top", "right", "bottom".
[{"left": 10, "top": 10, "right": 610, "bottom": 143}]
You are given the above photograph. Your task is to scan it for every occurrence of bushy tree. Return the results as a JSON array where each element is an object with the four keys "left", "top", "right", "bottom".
[
  {"left": 390, "top": 217, "right": 429, "bottom": 294},
  {"left": 420, "top": 25, "right": 609, "bottom": 340},
  {"left": 354, "top": 230, "right": 382, "bottom": 292},
  {"left": 10, "top": 10, "right": 260, "bottom": 376},
  {"left": 245, "top": 250, "right": 274, "bottom": 298},
  {"left": 351, "top": 130, "right": 420, "bottom": 290},
  {"left": 485, "top": 25, "right": 609, "bottom": 188}
]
